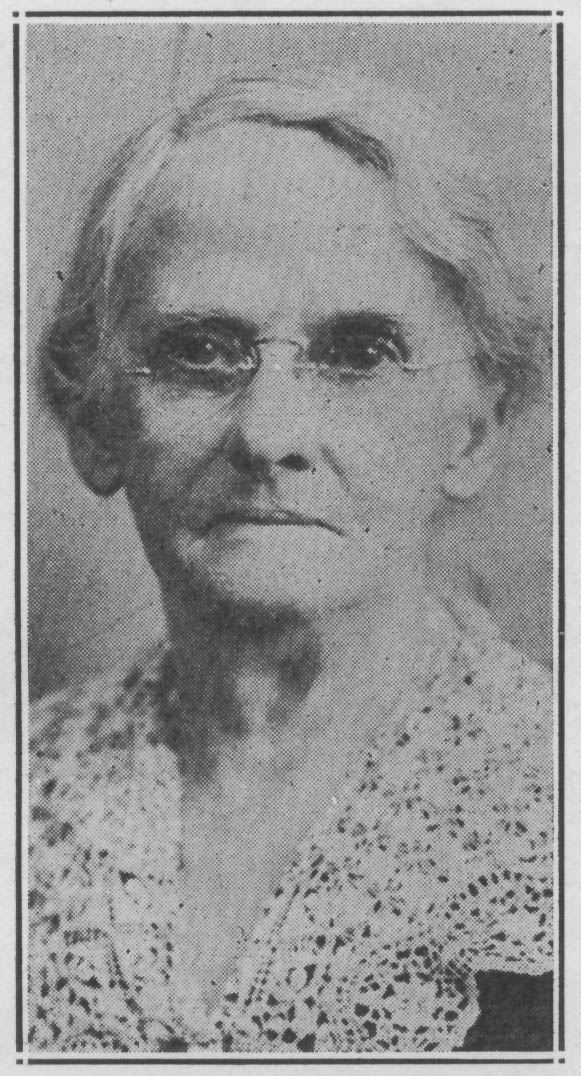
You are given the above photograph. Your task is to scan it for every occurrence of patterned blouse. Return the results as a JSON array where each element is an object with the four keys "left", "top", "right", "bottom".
[{"left": 28, "top": 599, "right": 553, "bottom": 1054}]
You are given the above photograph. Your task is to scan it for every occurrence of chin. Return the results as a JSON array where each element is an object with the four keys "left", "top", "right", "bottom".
[
  {"left": 202, "top": 562, "right": 347, "bottom": 620},
  {"left": 171, "top": 525, "right": 363, "bottom": 619}
]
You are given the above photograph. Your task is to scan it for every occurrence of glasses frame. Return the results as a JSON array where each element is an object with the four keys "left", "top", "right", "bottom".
[{"left": 125, "top": 333, "right": 472, "bottom": 381}]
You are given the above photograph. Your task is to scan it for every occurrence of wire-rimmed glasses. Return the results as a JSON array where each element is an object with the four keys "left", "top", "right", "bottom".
[{"left": 124, "top": 313, "right": 467, "bottom": 394}]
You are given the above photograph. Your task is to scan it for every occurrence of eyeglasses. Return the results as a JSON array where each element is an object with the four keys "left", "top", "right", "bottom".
[{"left": 125, "top": 315, "right": 467, "bottom": 394}]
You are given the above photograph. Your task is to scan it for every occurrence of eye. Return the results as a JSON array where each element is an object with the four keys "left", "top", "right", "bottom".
[
  {"left": 314, "top": 325, "right": 409, "bottom": 378},
  {"left": 145, "top": 322, "right": 258, "bottom": 388}
]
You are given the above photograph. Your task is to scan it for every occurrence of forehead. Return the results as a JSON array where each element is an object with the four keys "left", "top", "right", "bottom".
[
  {"left": 128, "top": 121, "right": 443, "bottom": 326},
  {"left": 155, "top": 121, "right": 393, "bottom": 240}
]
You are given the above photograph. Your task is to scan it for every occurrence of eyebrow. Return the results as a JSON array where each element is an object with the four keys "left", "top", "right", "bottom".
[
  {"left": 304, "top": 310, "right": 409, "bottom": 337},
  {"left": 127, "top": 309, "right": 262, "bottom": 346},
  {"left": 135, "top": 308, "right": 411, "bottom": 338}
]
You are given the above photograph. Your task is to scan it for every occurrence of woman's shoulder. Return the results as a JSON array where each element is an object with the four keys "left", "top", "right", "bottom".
[
  {"left": 29, "top": 638, "right": 173, "bottom": 872},
  {"left": 30, "top": 638, "right": 169, "bottom": 763},
  {"left": 28, "top": 640, "right": 184, "bottom": 1051},
  {"left": 406, "top": 594, "right": 553, "bottom": 829},
  {"left": 428, "top": 592, "right": 551, "bottom": 734}
]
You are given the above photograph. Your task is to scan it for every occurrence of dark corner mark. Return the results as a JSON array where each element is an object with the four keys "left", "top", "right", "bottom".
[{"left": 13, "top": 14, "right": 22, "bottom": 1061}]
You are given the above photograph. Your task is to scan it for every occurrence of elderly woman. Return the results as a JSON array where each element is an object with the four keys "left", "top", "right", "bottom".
[{"left": 29, "top": 73, "right": 552, "bottom": 1054}]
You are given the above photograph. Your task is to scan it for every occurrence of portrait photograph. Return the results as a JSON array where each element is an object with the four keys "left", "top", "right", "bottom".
[{"left": 20, "top": 6, "right": 559, "bottom": 1061}]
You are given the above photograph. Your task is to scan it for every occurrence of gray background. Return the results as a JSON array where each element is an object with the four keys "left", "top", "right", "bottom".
[{"left": 27, "top": 21, "right": 553, "bottom": 698}]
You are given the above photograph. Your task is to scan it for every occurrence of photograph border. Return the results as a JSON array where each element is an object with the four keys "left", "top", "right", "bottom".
[{"left": 14, "top": 6, "right": 564, "bottom": 1065}]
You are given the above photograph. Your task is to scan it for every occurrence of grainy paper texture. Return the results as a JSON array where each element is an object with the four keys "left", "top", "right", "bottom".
[{"left": 7, "top": 1, "right": 576, "bottom": 1069}]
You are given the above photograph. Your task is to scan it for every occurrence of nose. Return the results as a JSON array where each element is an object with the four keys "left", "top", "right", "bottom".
[{"left": 227, "top": 341, "right": 318, "bottom": 477}]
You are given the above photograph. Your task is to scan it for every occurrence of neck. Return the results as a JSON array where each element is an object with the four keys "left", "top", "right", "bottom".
[{"left": 162, "top": 580, "right": 427, "bottom": 779}]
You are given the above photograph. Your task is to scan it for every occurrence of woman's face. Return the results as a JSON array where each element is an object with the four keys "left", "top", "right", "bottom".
[{"left": 109, "top": 122, "right": 472, "bottom": 620}]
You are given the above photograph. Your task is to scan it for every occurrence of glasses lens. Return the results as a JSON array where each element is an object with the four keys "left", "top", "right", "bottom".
[
  {"left": 311, "top": 325, "right": 408, "bottom": 379},
  {"left": 144, "top": 320, "right": 258, "bottom": 391}
]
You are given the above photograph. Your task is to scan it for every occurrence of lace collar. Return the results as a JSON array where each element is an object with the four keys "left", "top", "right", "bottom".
[{"left": 29, "top": 602, "right": 552, "bottom": 1053}]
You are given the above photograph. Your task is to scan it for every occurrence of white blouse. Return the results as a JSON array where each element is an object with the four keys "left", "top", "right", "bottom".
[{"left": 28, "top": 598, "right": 552, "bottom": 1054}]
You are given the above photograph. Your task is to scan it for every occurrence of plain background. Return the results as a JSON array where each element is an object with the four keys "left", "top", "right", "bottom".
[{"left": 26, "top": 20, "right": 553, "bottom": 698}]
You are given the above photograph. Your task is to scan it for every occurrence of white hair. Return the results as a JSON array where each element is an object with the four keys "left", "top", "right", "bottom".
[{"left": 43, "top": 72, "right": 548, "bottom": 422}]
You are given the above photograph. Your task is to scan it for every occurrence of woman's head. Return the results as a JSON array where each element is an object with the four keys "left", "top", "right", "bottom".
[{"left": 42, "top": 73, "right": 548, "bottom": 621}]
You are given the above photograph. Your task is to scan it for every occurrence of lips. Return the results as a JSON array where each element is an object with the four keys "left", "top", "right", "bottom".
[{"left": 202, "top": 507, "right": 343, "bottom": 536}]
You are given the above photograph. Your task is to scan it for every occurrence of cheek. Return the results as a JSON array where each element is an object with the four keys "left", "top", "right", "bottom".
[
  {"left": 333, "top": 388, "right": 445, "bottom": 520},
  {"left": 116, "top": 391, "right": 231, "bottom": 514}
]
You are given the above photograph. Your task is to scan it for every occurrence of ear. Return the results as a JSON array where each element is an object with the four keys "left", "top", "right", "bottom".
[
  {"left": 65, "top": 396, "right": 123, "bottom": 497},
  {"left": 441, "top": 376, "right": 507, "bottom": 500}
]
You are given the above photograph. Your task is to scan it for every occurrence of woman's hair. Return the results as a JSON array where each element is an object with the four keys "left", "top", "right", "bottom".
[{"left": 43, "top": 72, "right": 548, "bottom": 425}]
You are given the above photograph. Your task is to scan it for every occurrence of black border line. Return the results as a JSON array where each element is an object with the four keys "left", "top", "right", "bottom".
[
  {"left": 24, "top": 9, "right": 553, "bottom": 18},
  {"left": 556, "top": 16, "right": 565, "bottom": 1059},
  {"left": 14, "top": 16, "right": 22, "bottom": 1060},
  {"left": 18, "top": 7, "right": 562, "bottom": 1068},
  {"left": 26, "top": 1059, "right": 555, "bottom": 1067}
]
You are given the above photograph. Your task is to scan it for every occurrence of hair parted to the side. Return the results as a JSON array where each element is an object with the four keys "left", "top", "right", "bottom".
[{"left": 42, "top": 72, "right": 548, "bottom": 428}]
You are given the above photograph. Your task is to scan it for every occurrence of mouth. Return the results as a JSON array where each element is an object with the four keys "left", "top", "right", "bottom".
[{"left": 202, "top": 509, "right": 343, "bottom": 536}]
